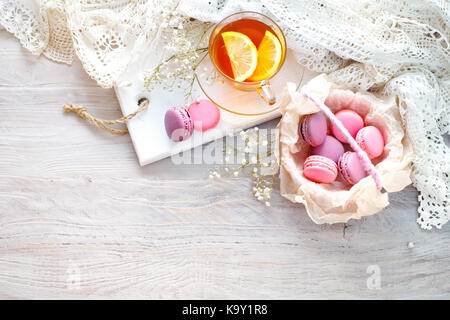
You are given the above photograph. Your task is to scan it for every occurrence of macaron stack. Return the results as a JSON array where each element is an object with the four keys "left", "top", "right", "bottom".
[{"left": 300, "top": 109, "right": 385, "bottom": 185}]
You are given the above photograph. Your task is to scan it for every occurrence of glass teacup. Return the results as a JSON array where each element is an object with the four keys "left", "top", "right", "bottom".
[{"left": 208, "top": 11, "right": 287, "bottom": 105}]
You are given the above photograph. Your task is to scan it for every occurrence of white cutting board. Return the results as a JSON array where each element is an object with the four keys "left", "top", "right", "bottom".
[{"left": 115, "top": 50, "right": 317, "bottom": 166}]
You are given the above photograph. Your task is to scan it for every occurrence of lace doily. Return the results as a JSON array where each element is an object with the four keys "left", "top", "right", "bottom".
[{"left": 1, "top": 0, "right": 448, "bottom": 229}]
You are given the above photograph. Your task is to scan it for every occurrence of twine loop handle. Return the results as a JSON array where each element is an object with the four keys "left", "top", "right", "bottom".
[{"left": 63, "top": 97, "right": 149, "bottom": 135}]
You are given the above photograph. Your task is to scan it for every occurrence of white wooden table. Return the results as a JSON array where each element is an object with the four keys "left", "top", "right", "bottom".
[{"left": 0, "top": 29, "right": 449, "bottom": 299}]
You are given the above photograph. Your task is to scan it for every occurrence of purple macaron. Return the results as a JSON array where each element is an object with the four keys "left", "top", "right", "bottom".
[
  {"left": 299, "top": 112, "right": 327, "bottom": 147},
  {"left": 164, "top": 106, "right": 193, "bottom": 142},
  {"left": 338, "top": 151, "right": 368, "bottom": 185},
  {"left": 311, "top": 135, "right": 345, "bottom": 163}
]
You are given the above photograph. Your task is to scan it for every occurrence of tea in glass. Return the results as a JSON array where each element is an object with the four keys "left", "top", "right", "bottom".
[{"left": 208, "top": 11, "right": 286, "bottom": 104}]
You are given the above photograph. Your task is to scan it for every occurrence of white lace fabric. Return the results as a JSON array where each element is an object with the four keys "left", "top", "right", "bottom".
[{"left": 1, "top": 0, "right": 448, "bottom": 229}]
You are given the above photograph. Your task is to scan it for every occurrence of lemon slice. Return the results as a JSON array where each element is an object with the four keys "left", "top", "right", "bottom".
[
  {"left": 248, "top": 30, "right": 282, "bottom": 82},
  {"left": 221, "top": 31, "right": 258, "bottom": 82}
]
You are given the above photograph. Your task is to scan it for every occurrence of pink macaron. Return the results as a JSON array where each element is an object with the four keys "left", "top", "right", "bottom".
[
  {"left": 338, "top": 151, "right": 368, "bottom": 185},
  {"left": 303, "top": 155, "right": 338, "bottom": 184},
  {"left": 299, "top": 112, "right": 327, "bottom": 147},
  {"left": 164, "top": 106, "right": 193, "bottom": 142},
  {"left": 188, "top": 99, "right": 220, "bottom": 131},
  {"left": 356, "top": 126, "right": 385, "bottom": 159},
  {"left": 310, "top": 135, "right": 345, "bottom": 163},
  {"left": 331, "top": 109, "right": 364, "bottom": 143}
]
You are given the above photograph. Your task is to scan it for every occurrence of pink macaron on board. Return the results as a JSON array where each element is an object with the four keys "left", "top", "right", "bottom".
[
  {"left": 164, "top": 106, "right": 193, "bottom": 142},
  {"left": 188, "top": 99, "right": 220, "bottom": 132},
  {"left": 164, "top": 99, "right": 221, "bottom": 143}
]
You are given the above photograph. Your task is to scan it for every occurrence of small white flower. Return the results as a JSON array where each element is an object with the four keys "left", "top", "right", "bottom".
[
  {"left": 233, "top": 171, "right": 239, "bottom": 177},
  {"left": 265, "top": 201, "right": 271, "bottom": 207}
]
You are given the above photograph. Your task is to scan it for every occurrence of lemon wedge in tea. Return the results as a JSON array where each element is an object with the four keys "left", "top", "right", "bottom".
[
  {"left": 221, "top": 31, "right": 258, "bottom": 82},
  {"left": 248, "top": 30, "right": 282, "bottom": 82}
]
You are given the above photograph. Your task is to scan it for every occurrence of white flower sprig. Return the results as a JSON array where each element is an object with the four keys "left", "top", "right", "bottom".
[
  {"left": 143, "top": 9, "right": 212, "bottom": 99},
  {"left": 209, "top": 127, "right": 279, "bottom": 206}
]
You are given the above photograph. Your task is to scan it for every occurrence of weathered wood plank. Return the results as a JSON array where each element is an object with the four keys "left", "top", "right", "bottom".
[{"left": 0, "top": 29, "right": 448, "bottom": 300}]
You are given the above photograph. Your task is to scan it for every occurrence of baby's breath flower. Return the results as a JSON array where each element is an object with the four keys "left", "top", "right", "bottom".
[
  {"left": 207, "top": 127, "right": 276, "bottom": 207},
  {"left": 143, "top": 14, "right": 211, "bottom": 97}
]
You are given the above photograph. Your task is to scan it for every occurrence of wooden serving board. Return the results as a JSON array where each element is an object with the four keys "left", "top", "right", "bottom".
[{"left": 115, "top": 49, "right": 317, "bottom": 166}]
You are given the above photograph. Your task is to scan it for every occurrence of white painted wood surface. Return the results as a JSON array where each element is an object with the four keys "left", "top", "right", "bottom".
[{"left": 0, "top": 29, "right": 449, "bottom": 300}]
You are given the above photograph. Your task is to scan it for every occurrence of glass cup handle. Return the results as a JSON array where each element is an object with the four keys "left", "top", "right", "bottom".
[{"left": 257, "top": 81, "right": 276, "bottom": 105}]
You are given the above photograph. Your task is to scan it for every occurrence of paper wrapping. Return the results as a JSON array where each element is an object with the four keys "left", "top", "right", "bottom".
[{"left": 278, "top": 74, "right": 413, "bottom": 224}]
